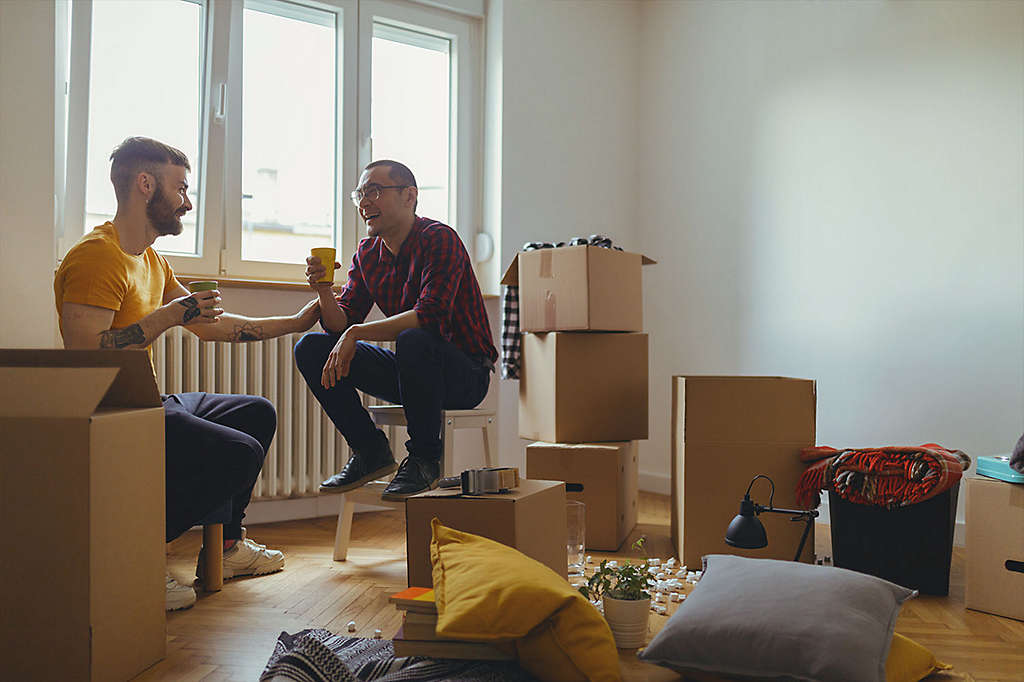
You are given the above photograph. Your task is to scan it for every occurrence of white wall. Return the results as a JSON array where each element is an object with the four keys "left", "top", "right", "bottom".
[
  {"left": 0, "top": 0, "right": 58, "bottom": 348},
  {"left": 637, "top": 0, "right": 1024, "bottom": 524},
  {"left": 490, "top": 0, "right": 643, "bottom": 478}
]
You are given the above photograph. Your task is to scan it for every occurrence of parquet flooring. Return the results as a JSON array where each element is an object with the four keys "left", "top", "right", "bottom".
[{"left": 137, "top": 492, "right": 1023, "bottom": 681}]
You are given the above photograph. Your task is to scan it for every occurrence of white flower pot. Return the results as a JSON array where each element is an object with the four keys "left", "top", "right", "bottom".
[{"left": 602, "top": 596, "right": 651, "bottom": 649}]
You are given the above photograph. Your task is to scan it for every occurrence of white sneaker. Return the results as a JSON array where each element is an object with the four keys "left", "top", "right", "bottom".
[
  {"left": 166, "top": 573, "right": 197, "bottom": 611},
  {"left": 222, "top": 536, "right": 285, "bottom": 579}
]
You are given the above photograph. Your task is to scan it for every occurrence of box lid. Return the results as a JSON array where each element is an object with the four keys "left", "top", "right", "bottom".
[
  {"left": 500, "top": 247, "right": 656, "bottom": 286},
  {"left": 0, "top": 349, "right": 161, "bottom": 416}
]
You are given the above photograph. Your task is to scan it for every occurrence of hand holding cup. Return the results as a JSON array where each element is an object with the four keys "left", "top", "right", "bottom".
[
  {"left": 307, "top": 247, "right": 339, "bottom": 289},
  {"left": 179, "top": 280, "right": 223, "bottom": 325}
]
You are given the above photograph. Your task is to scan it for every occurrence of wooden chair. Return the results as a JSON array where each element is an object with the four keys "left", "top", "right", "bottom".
[{"left": 331, "top": 405, "right": 496, "bottom": 561}]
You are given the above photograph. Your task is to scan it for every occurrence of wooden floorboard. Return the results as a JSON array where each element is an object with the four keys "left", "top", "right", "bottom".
[{"left": 137, "top": 492, "right": 1024, "bottom": 681}]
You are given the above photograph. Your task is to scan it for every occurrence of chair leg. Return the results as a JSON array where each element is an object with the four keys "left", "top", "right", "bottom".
[
  {"left": 482, "top": 416, "right": 496, "bottom": 467},
  {"left": 202, "top": 523, "right": 224, "bottom": 592},
  {"left": 442, "top": 416, "right": 455, "bottom": 476},
  {"left": 333, "top": 495, "right": 356, "bottom": 561}
]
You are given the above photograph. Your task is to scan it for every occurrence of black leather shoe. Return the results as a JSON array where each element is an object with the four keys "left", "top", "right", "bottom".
[
  {"left": 320, "top": 437, "right": 397, "bottom": 494},
  {"left": 381, "top": 457, "right": 440, "bottom": 500}
]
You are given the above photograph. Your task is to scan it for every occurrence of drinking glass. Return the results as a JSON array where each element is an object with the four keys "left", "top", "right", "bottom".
[{"left": 567, "top": 500, "right": 586, "bottom": 576}]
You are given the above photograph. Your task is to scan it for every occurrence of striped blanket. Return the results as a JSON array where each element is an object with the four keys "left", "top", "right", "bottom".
[
  {"left": 795, "top": 443, "right": 970, "bottom": 510},
  {"left": 260, "top": 630, "right": 535, "bottom": 682}
]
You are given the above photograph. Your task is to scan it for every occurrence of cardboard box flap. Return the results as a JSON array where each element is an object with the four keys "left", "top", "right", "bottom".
[
  {"left": 499, "top": 249, "right": 656, "bottom": 286},
  {"left": 500, "top": 254, "right": 519, "bottom": 286},
  {"left": 0, "top": 349, "right": 161, "bottom": 408},
  {"left": 0, "top": 366, "right": 120, "bottom": 417}
]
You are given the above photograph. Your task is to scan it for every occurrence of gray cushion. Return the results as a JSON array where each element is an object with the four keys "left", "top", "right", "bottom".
[{"left": 639, "top": 554, "right": 917, "bottom": 681}]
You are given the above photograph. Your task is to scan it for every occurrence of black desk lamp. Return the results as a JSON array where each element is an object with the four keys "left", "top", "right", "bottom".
[{"left": 725, "top": 474, "right": 819, "bottom": 562}]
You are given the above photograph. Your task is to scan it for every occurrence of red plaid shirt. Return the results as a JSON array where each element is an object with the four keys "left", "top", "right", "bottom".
[{"left": 335, "top": 217, "right": 497, "bottom": 363}]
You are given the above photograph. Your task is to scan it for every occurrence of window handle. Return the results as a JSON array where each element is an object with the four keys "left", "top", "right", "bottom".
[{"left": 214, "top": 82, "right": 227, "bottom": 124}]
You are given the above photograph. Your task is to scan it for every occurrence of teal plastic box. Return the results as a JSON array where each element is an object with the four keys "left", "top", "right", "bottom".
[{"left": 976, "top": 455, "right": 1024, "bottom": 484}]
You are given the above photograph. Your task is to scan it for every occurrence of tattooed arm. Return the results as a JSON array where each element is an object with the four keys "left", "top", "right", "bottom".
[
  {"left": 165, "top": 280, "right": 320, "bottom": 343},
  {"left": 60, "top": 293, "right": 223, "bottom": 350}
]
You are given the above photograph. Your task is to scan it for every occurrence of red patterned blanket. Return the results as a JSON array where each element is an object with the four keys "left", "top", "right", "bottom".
[{"left": 795, "top": 444, "right": 970, "bottom": 510}]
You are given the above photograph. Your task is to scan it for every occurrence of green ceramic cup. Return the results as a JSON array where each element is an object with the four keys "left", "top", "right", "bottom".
[{"left": 187, "top": 280, "right": 219, "bottom": 294}]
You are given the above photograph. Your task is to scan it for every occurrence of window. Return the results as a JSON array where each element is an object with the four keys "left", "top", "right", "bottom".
[
  {"left": 372, "top": 24, "right": 451, "bottom": 222},
  {"left": 240, "top": 2, "right": 337, "bottom": 265},
  {"left": 83, "top": 0, "right": 204, "bottom": 256},
  {"left": 65, "top": 0, "right": 481, "bottom": 281}
]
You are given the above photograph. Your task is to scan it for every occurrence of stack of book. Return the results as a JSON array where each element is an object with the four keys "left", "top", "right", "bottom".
[{"left": 389, "top": 587, "right": 516, "bottom": 661}]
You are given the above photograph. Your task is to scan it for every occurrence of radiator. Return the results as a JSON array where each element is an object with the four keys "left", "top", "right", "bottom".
[{"left": 151, "top": 327, "right": 378, "bottom": 501}]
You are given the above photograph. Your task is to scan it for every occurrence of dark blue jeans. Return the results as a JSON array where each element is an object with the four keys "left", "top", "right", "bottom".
[
  {"left": 294, "top": 328, "right": 491, "bottom": 462},
  {"left": 163, "top": 392, "right": 276, "bottom": 542}
]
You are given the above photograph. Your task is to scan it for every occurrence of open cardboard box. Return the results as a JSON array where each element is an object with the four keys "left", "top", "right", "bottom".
[
  {"left": 671, "top": 376, "right": 817, "bottom": 568},
  {"left": 405, "top": 479, "right": 567, "bottom": 588},
  {"left": 501, "top": 245, "right": 655, "bottom": 332},
  {"left": 0, "top": 349, "right": 166, "bottom": 681}
]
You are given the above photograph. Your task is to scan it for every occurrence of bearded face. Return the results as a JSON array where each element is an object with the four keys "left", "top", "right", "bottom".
[{"left": 146, "top": 176, "right": 185, "bottom": 236}]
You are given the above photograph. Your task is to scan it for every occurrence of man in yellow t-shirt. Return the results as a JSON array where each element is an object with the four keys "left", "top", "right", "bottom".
[{"left": 55, "top": 137, "right": 321, "bottom": 611}]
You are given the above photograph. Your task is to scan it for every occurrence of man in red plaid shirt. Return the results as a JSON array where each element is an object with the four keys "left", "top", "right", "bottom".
[{"left": 295, "top": 160, "right": 497, "bottom": 499}]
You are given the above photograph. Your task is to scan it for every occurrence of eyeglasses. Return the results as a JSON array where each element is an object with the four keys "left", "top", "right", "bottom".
[{"left": 349, "top": 184, "right": 409, "bottom": 205}]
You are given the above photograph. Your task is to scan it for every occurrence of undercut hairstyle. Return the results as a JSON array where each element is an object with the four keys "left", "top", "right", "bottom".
[
  {"left": 109, "top": 137, "right": 191, "bottom": 202},
  {"left": 365, "top": 159, "right": 417, "bottom": 189}
]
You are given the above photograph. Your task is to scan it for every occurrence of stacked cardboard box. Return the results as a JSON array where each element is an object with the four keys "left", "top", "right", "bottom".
[{"left": 502, "top": 246, "right": 654, "bottom": 551}]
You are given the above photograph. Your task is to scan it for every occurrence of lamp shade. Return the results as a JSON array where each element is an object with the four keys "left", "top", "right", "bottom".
[{"left": 725, "top": 497, "right": 767, "bottom": 549}]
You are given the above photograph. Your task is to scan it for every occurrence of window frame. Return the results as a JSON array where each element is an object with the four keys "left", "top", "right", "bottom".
[
  {"left": 221, "top": 0, "right": 357, "bottom": 281},
  {"left": 61, "top": 0, "right": 481, "bottom": 284},
  {"left": 360, "top": 0, "right": 481, "bottom": 252}
]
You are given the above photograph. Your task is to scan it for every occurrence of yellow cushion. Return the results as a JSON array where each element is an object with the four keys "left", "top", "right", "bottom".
[
  {"left": 886, "top": 633, "right": 952, "bottom": 682},
  {"left": 429, "top": 518, "right": 621, "bottom": 682}
]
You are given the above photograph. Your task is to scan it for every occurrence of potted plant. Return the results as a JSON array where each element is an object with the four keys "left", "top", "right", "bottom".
[{"left": 577, "top": 539, "right": 651, "bottom": 649}]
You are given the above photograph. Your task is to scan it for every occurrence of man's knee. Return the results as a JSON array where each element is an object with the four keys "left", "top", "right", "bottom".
[{"left": 294, "top": 332, "right": 331, "bottom": 374}]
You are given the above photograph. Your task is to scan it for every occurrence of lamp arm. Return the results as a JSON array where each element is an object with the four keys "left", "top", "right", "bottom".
[
  {"left": 753, "top": 506, "right": 819, "bottom": 562},
  {"left": 754, "top": 505, "right": 819, "bottom": 519}
]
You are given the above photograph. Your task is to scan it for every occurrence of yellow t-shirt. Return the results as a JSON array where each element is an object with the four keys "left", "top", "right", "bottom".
[{"left": 54, "top": 222, "right": 178, "bottom": 342}]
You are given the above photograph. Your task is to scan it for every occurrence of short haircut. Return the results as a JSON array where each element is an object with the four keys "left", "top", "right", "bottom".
[
  {"left": 365, "top": 159, "right": 417, "bottom": 188},
  {"left": 109, "top": 137, "right": 191, "bottom": 202}
]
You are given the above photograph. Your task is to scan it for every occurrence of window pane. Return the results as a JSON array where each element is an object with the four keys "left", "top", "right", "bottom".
[
  {"left": 85, "top": 0, "right": 202, "bottom": 255},
  {"left": 242, "top": 3, "right": 336, "bottom": 264},
  {"left": 372, "top": 25, "right": 451, "bottom": 224}
]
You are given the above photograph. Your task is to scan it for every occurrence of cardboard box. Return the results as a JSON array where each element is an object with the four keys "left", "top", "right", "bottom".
[
  {"left": 501, "top": 246, "right": 655, "bottom": 332},
  {"left": 966, "top": 476, "right": 1024, "bottom": 621},
  {"left": 526, "top": 441, "right": 638, "bottom": 551},
  {"left": 519, "top": 332, "right": 648, "bottom": 443},
  {"left": 406, "top": 479, "right": 567, "bottom": 588},
  {"left": 0, "top": 349, "right": 166, "bottom": 681},
  {"left": 671, "top": 376, "right": 816, "bottom": 569}
]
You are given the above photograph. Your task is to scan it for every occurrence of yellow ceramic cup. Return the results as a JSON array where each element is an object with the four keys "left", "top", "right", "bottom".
[
  {"left": 310, "top": 247, "right": 337, "bottom": 283},
  {"left": 187, "top": 280, "right": 218, "bottom": 294}
]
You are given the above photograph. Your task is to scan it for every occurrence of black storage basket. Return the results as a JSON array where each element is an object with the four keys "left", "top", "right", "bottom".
[{"left": 828, "top": 481, "right": 959, "bottom": 596}]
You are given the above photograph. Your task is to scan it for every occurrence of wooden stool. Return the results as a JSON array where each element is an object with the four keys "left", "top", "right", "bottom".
[
  {"left": 331, "top": 405, "right": 496, "bottom": 561},
  {"left": 199, "top": 500, "right": 232, "bottom": 592}
]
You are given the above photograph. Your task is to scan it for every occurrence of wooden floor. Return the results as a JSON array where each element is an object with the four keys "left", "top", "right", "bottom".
[{"left": 143, "top": 492, "right": 1024, "bottom": 681}]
